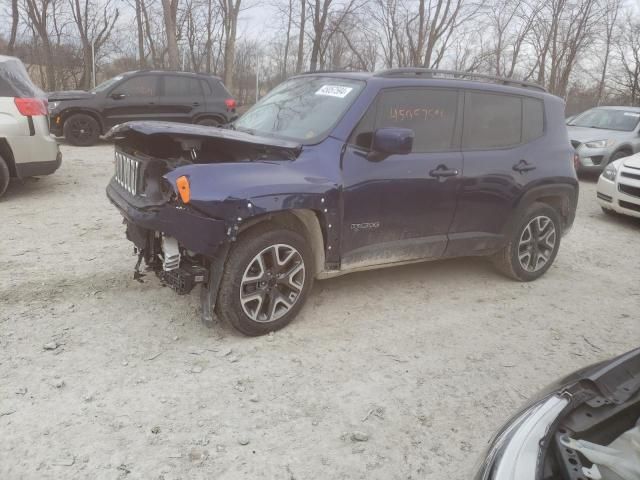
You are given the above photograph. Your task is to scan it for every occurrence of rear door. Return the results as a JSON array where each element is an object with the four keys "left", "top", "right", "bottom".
[
  {"left": 156, "top": 75, "right": 205, "bottom": 124},
  {"left": 340, "top": 87, "right": 463, "bottom": 269},
  {"left": 102, "top": 75, "right": 159, "bottom": 128},
  {"left": 445, "top": 90, "right": 545, "bottom": 256}
]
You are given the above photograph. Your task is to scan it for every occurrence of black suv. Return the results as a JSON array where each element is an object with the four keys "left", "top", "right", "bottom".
[
  {"left": 49, "top": 70, "right": 237, "bottom": 146},
  {"left": 106, "top": 69, "right": 578, "bottom": 336}
]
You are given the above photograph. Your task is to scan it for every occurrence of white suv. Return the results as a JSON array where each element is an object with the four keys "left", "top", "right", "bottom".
[
  {"left": 0, "top": 55, "right": 61, "bottom": 198},
  {"left": 597, "top": 153, "right": 640, "bottom": 218}
]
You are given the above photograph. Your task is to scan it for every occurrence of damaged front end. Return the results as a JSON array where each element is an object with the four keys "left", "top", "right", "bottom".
[{"left": 105, "top": 121, "right": 304, "bottom": 323}]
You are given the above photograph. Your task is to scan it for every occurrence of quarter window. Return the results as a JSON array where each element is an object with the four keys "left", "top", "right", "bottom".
[
  {"left": 522, "top": 97, "right": 545, "bottom": 142},
  {"left": 352, "top": 88, "right": 459, "bottom": 153},
  {"left": 462, "top": 91, "right": 522, "bottom": 149},
  {"left": 112, "top": 76, "right": 157, "bottom": 97},
  {"left": 163, "top": 76, "right": 203, "bottom": 97}
]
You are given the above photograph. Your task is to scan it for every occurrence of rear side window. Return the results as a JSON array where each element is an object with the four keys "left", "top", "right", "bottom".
[
  {"left": 112, "top": 76, "right": 157, "bottom": 97},
  {"left": 522, "top": 97, "right": 544, "bottom": 142},
  {"left": 462, "top": 91, "right": 522, "bottom": 149},
  {"left": 163, "top": 76, "right": 203, "bottom": 97},
  {"left": 351, "top": 88, "right": 459, "bottom": 153},
  {"left": 209, "top": 79, "right": 231, "bottom": 98}
]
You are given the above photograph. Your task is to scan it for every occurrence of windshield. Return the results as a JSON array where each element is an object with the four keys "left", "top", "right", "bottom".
[
  {"left": 90, "top": 75, "right": 124, "bottom": 93},
  {"left": 569, "top": 108, "right": 640, "bottom": 132},
  {"left": 235, "top": 76, "right": 365, "bottom": 142}
]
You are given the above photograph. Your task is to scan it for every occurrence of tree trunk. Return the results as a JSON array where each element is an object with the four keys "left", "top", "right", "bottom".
[
  {"left": 8, "top": 0, "right": 19, "bottom": 55},
  {"left": 162, "top": 0, "right": 180, "bottom": 69},
  {"left": 296, "top": 0, "right": 306, "bottom": 72},
  {"left": 135, "top": 0, "right": 146, "bottom": 68}
]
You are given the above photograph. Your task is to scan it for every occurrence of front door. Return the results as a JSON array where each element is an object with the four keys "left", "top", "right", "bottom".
[
  {"left": 103, "top": 75, "right": 159, "bottom": 129},
  {"left": 340, "top": 87, "right": 463, "bottom": 270}
]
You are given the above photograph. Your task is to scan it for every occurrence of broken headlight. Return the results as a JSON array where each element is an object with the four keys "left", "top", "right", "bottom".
[{"left": 474, "top": 394, "right": 570, "bottom": 480}]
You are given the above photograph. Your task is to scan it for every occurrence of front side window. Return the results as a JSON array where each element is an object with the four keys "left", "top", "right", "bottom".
[
  {"left": 112, "top": 76, "right": 157, "bottom": 97},
  {"left": 351, "top": 88, "right": 459, "bottom": 153},
  {"left": 164, "top": 76, "right": 203, "bottom": 97},
  {"left": 462, "top": 91, "right": 522, "bottom": 150},
  {"left": 568, "top": 108, "right": 640, "bottom": 132},
  {"left": 235, "top": 76, "right": 365, "bottom": 143}
]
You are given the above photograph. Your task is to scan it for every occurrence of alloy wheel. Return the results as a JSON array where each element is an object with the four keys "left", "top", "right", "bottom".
[
  {"left": 240, "top": 243, "right": 305, "bottom": 323},
  {"left": 517, "top": 215, "right": 557, "bottom": 272},
  {"left": 69, "top": 118, "right": 95, "bottom": 142}
]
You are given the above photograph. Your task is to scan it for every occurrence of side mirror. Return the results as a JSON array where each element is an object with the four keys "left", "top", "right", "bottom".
[
  {"left": 372, "top": 128, "right": 414, "bottom": 156},
  {"left": 111, "top": 92, "right": 126, "bottom": 100}
]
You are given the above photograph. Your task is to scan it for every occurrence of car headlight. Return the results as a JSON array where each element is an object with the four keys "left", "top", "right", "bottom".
[
  {"left": 584, "top": 139, "right": 614, "bottom": 148},
  {"left": 48, "top": 101, "right": 60, "bottom": 111},
  {"left": 601, "top": 162, "right": 618, "bottom": 181},
  {"left": 474, "top": 394, "right": 570, "bottom": 480}
]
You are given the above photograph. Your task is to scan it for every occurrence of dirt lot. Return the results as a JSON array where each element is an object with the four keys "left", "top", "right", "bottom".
[{"left": 1, "top": 143, "right": 639, "bottom": 480}]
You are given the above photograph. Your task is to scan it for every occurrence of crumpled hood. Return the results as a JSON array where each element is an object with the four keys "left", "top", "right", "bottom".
[
  {"left": 107, "top": 121, "right": 302, "bottom": 155},
  {"left": 623, "top": 153, "right": 640, "bottom": 169},
  {"left": 48, "top": 90, "right": 95, "bottom": 101},
  {"left": 567, "top": 126, "right": 632, "bottom": 143}
]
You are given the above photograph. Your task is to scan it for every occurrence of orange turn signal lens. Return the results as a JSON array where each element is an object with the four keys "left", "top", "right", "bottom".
[{"left": 176, "top": 175, "right": 191, "bottom": 203}]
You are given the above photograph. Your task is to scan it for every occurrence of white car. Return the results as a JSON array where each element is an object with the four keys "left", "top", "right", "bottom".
[
  {"left": 597, "top": 152, "right": 640, "bottom": 218},
  {"left": 0, "top": 55, "right": 61, "bottom": 198}
]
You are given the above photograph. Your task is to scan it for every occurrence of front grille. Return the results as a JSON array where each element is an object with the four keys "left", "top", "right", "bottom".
[
  {"left": 571, "top": 140, "right": 581, "bottom": 149},
  {"left": 114, "top": 151, "right": 141, "bottom": 195},
  {"left": 619, "top": 200, "right": 640, "bottom": 213},
  {"left": 621, "top": 171, "right": 640, "bottom": 181},
  {"left": 597, "top": 192, "right": 612, "bottom": 202},
  {"left": 619, "top": 183, "right": 640, "bottom": 199}
]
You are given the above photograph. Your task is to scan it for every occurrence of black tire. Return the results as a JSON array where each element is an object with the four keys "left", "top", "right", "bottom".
[
  {"left": 216, "top": 225, "right": 314, "bottom": 336},
  {"left": 196, "top": 117, "right": 222, "bottom": 127},
  {"left": 491, "top": 202, "right": 562, "bottom": 282},
  {"left": 63, "top": 113, "right": 100, "bottom": 146},
  {"left": 0, "top": 156, "right": 9, "bottom": 199}
]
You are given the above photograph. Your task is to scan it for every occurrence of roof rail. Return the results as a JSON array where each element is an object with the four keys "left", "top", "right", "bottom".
[
  {"left": 298, "top": 69, "right": 360, "bottom": 75},
  {"left": 373, "top": 68, "right": 546, "bottom": 92}
]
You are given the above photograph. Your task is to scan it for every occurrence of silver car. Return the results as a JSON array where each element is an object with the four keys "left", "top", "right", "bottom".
[
  {"left": 567, "top": 106, "right": 640, "bottom": 173},
  {"left": 0, "top": 55, "right": 61, "bottom": 198}
]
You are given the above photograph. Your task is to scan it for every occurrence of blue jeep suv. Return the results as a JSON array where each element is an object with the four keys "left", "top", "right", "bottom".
[{"left": 106, "top": 68, "right": 578, "bottom": 335}]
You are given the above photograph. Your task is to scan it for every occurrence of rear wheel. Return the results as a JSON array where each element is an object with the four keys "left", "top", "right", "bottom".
[
  {"left": 63, "top": 113, "right": 100, "bottom": 146},
  {"left": 217, "top": 225, "right": 314, "bottom": 336},
  {"left": 0, "top": 155, "right": 9, "bottom": 198},
  {"left": 491, "top": 202, "right": 562, "bottom": 281}
]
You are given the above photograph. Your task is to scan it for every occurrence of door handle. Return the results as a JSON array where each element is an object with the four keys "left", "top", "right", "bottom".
[
  {"left": 513, "top": 159, "right": 536, "bottom": 173},
  {"left": 429, "top": 165, "right": 460, "bottom": 181}
]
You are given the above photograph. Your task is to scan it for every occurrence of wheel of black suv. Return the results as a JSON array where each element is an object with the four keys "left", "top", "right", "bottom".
[
  {"left": 491, "top": 202, "right": 562, "bottom": 282},
  {"left": 0, "top": 155, "right": 10, "bottom": 199},
  {"left": 217, "top": 225, "right": 314, "bottom": 336},
  {"left": 197, "top": 117, "right": 222, "bottom": 127},
  {"left": 63, "top": 113, "right": 100, "bottom": 146}
]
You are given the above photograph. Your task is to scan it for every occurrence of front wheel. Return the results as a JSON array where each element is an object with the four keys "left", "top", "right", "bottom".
[
  {"left": 63, "top": 113, "right": 100, "bottom": 146},
  {"left": 491, "top": 203, "right": 562, "bottom": 281},
  {"left": 216, "top": 226, "right": 314, "bottom": 336},
  {"left": 0, "top": 155, "right": 10, "bottom": 198}
]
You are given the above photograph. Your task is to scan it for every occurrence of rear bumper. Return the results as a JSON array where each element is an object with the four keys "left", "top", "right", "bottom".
[
  {"left": 15, "top": 150, "right": 62, "bottom": 178},
  {"left": 106, "top": 181, "right": 229, "bottom": 257}
]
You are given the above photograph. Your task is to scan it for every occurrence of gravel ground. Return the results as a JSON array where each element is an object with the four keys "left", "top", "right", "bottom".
[{"left": 1, "top": 143, "right": 639, "bottom": 480}]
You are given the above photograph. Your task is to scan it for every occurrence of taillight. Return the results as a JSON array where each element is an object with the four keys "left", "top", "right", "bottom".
[
  {"left": 14, "top": 98, "right": 48, "bottom": 116},
  {"left": 224, "top": 98, "right": 237, "bottom": 110}
]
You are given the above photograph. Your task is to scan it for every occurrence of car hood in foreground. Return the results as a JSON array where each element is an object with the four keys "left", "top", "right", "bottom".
[
  {"left": 48, "top": 90, "right": 95, "bottom": 101},
  {"left": 567, "top": 125, "right": 633, "bottom": 143}
]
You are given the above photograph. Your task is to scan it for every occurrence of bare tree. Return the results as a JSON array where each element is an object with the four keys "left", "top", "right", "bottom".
[
  {"left": 595, "top": 0, "right": 621, "bottom": 104},
  {"left": 220, "top": 0, "right": 242, "bottom": 89},
  {"left": 161, "top": 0, "right": 180, "bottom": 69},
  {"left": 296, "top": 0, "right": 306, "bottom": 72},
  {"left": 8, "top": 0, "right": 19, "bottom": 54}
]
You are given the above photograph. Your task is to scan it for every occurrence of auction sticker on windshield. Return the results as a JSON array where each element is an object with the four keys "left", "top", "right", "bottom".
[{"left": 315, "top": 85, "right": 353, "bottom": 98}]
